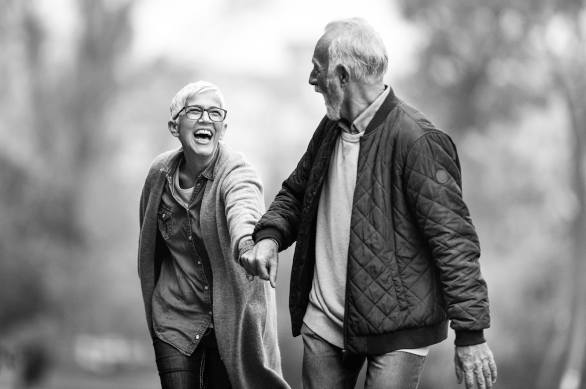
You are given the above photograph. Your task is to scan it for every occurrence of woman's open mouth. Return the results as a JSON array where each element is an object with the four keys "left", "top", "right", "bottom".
[{"left": 194, "top": 129, "right": 213, "bottom": 144}]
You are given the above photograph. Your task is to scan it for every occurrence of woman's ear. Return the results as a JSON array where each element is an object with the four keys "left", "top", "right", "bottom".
[{"left": 168, "top": 121, "right": 179, "bottom": 137}]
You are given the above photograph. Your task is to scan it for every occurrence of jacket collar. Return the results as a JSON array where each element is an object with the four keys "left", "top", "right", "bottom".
[{"left": 363, "top": 85, "right": 400, "bottom": 136}]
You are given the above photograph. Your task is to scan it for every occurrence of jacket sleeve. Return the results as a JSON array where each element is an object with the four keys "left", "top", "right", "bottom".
[
  {"left": 222, "top": 157, "right": 266, "bottom": 263},
  {"left": 404, "top": 131, "right": 490, "bottom": 346},
  {"left": 253, "top": 117, "right": 329, "bottom": 250}
]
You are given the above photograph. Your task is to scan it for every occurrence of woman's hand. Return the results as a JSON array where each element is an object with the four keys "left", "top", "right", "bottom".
[{"left": 240, "top": 239, "right": 279, "bottom": 288}]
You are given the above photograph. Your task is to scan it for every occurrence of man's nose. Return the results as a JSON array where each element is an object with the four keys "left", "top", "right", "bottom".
[{"left": 308, "top": 70, "right": 317, "bottom": 86}]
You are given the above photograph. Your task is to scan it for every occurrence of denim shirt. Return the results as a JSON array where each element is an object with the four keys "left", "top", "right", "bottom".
[{"left": 151, "top": 154, "right": 217, "bottom": 356}]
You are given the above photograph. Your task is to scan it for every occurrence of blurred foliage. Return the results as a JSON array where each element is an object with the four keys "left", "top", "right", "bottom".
[
  {"left": 396, "top": 0, "right": 586, "bottom": 387},
  {"left": 0, "top": 0, "right": 134, "bottom": 364}
]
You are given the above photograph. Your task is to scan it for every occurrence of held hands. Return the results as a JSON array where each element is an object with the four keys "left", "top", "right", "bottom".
[
  {"left": 239, "top": 239, "right": 279, "bottom": 288},
  {"left": 454, "top": 342, "right": 497, "bottom": 389}
]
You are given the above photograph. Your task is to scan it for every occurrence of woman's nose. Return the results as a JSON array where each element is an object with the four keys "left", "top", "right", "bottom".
[{"left": 199, "top": 110, "right": 212, "bottom": 122}]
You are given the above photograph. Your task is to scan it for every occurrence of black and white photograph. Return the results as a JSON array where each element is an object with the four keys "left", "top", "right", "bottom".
[{"left": 0, "top": 0, "right": 584, "bottom": 388}]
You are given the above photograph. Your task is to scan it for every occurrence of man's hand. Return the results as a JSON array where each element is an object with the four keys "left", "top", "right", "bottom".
[
  {"left": 240, "top": 239, "right": 279, "bottom": 288},
  {"left": 454, "top": 342, "right": 497, "bottom": 389}
]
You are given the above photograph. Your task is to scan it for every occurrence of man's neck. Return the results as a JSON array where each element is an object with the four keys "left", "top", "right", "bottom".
[{"left": 341, "top": 83, "right": 385, "bottom": 123}]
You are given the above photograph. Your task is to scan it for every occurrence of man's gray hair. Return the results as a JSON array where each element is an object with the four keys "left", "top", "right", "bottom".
[
  {"left": 169, "top": 81, "right": 226, "bottom": 121},
  {"left": 324, "top": 18, "right": 388, "bottom": 84}
]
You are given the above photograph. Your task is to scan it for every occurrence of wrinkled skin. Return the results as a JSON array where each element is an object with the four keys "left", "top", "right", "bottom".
[
  {"left": 240, "top": 239, "right": 279, "bottom": 288},
  {"left": 454, "top": 343, "right": 497, "bottom": 389}
]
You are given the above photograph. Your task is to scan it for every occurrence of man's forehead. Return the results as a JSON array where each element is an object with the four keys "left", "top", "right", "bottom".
[{"left": 312, "top": 37, "right": 330, "bottom": 65}]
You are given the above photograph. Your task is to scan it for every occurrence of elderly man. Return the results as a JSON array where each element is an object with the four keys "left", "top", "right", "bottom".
[{"left": 241, "top": 18, "right": 497, "bottom": 389}]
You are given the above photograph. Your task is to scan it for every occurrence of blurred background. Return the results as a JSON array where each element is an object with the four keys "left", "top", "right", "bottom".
[{"left": 0, "top": 0, "right": 585, "bottom": 388}]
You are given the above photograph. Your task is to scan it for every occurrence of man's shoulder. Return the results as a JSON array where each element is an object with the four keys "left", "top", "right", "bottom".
[
  {"left": 314, "top": 115, "right": 340, "bottom": 138},
  {"left": 390, "top": 101, "right": 448, "bottom": 147},
  {"left": 301, "top": 115, "right": 340, "bottom": 158}
]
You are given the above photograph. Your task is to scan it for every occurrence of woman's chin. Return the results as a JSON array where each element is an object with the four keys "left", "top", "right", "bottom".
[{"left": 188, "top": 144, "right": 217, "bottom": 160}]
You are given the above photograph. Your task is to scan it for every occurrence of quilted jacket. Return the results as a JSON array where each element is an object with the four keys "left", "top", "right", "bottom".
[{"left": 253, "top": 87, "right": 490, "bottom": 355}]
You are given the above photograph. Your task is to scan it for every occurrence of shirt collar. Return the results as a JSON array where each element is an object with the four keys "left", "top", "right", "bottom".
[
  {"left": 163, "top": 148, "right": 219, "bottom": 181},
  {"left": 339, "top": 85, "right": 390, "bottom": 134},
  {"left": 200, "top": 150, "right": 219, "bottom": 180}
]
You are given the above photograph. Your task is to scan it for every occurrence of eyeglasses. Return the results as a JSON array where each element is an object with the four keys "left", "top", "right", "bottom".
[{"left": 173, "top": 105, "right": 227, "bottom": 122}]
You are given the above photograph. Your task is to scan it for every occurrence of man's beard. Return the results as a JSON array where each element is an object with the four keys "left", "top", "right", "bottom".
[{"left": 323, "top": 74, "right": 343, "bottom": 120}]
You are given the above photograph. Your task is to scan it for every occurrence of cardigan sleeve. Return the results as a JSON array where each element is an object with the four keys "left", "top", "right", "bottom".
[{"left": 221, "top": 155, "right": 265, "bottom": 263}]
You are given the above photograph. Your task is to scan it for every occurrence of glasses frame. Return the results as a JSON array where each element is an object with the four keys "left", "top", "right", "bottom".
[{"left": 173, "top": 105, "right": 228, "bottom": 122}]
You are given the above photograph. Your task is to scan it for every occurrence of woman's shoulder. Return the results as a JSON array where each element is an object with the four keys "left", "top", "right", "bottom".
[
  {"left": 151, "top": 148, "right": 181, "bottom": 168},
  {"left": 214, "top": 143, "right": 262, "bottom": 184},
  {"left": 143, "top": 148, "right": 181, "bottom": 186},
  {"left": 150, "top": 148, "right": 181, "bottom": 170},
  {"left": 216, "top": 143, "right": 254, "bottom": 171}
]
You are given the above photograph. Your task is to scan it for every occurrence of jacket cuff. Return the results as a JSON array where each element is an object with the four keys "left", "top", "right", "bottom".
[
  {"left": 455, "top": 330, "right": 485, "bottom": 347},
  {"left": 253, "top": 227, "right": 283, "bottom": 250}
]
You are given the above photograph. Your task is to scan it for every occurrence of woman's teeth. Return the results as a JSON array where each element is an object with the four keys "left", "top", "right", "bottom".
[{"left": 194, "top": 129, "right": 212, "bottom": 143}]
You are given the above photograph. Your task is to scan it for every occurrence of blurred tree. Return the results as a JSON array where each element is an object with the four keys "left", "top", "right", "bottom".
[
  {"left": 396, "top": 0, "right": 586, "bottom": 387},
  {"left": 0, "top": 0, "right": 132, "bottom": 364}
]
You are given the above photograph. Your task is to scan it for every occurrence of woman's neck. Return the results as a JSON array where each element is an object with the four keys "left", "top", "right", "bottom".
[{"left": 179, "top": 150, "right": 214, "bottom": 188}]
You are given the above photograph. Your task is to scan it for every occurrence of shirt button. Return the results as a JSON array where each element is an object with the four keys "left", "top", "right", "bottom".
[
  {"left": 188, "top": 236, "right": 192, "bottom": 240},
  {"left": 198, "top": 261, "right": 201, "bottom": 265},
  {"left": 204, "top": 286, "right": 209, "bottom": 290},
  {"left": 196, "top": 335, "right": 200, "bottom": 340},
  {"left": 209, "top": 311, "right": 212, "bottom": 315}
]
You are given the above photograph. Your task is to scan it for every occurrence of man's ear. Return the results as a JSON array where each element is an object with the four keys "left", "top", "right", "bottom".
[
  {"left": 336, "top": 64, "right": 350, "bottom": 87},
  {"left": 168, "top": 120, "right": 179, "bottom": 137}
]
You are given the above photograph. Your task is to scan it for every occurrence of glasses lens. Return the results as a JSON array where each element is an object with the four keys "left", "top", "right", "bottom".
[
  {"left": 208, "top": 108, "right": 225, "bottom": 122},
  {"left": 185, "top": 107, "right": 203, "bottom": 120}
]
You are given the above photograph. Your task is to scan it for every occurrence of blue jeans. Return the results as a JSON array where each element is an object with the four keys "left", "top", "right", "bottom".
[
  {"left": 301, "top": 324, "right": 426, "bottom": 389},
  {"left": 153, "top": 329, "right": 232, "bottom": 389}
]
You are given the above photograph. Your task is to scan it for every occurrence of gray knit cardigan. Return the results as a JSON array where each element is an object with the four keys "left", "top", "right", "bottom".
[{"left": 138, "top": 143, "right": 289, "bottom": 389}]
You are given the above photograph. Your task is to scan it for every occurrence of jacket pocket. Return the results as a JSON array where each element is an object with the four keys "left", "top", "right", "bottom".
[
  {"left": 157, "top": 204, "right": 174, "bottom": 240},
  {"left": 387, "top": 252, "right": 409, "bottom": 312}
]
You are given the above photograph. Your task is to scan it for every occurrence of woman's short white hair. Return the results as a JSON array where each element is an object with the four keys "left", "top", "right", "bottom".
[
  {"left": 169, "top": 81, "right": 226, "bottom": 121},
  {"left": 324, "top": 18, "right": 388, "bottom": 84}
]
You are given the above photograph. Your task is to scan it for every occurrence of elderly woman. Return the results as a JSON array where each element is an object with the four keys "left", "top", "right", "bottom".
[{"left": 138, "top": 81, "right": 289, "bottom": 389}]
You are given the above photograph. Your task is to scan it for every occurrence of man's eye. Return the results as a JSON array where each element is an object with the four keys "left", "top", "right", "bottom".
[{"left": 188, "top": 108, "right": 203, "bottom": 114}]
